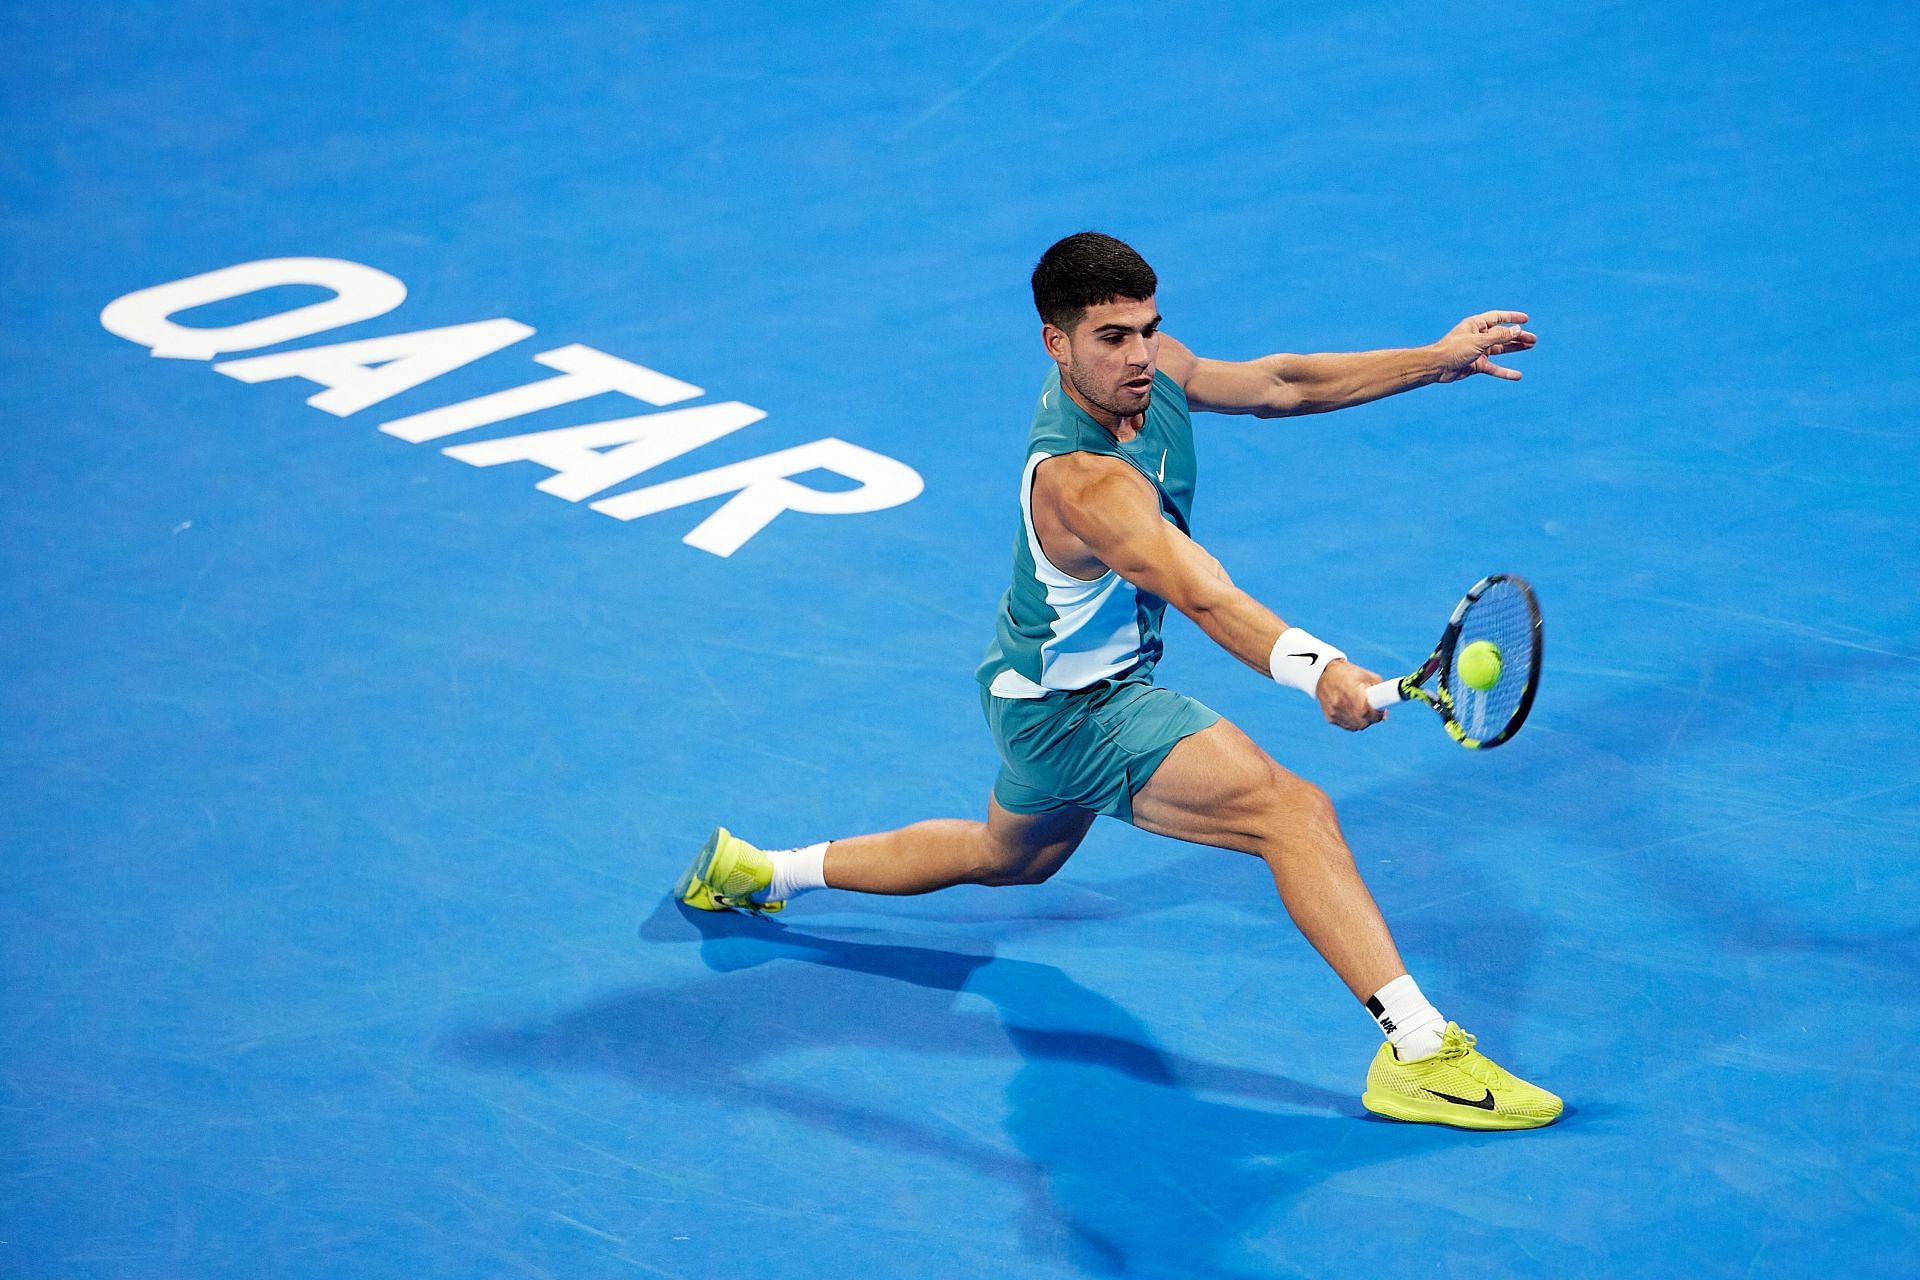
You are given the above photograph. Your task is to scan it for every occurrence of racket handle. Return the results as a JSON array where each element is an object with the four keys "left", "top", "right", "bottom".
[{"left": 1366, "top": 679, "right": 1405, "bottom": 710}]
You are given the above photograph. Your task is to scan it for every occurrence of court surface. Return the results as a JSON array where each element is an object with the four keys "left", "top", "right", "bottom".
[{"left": 5, "top": 4, "right": 1917, "bottom": 1277}]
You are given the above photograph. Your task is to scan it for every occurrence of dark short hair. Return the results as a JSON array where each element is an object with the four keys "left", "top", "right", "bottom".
[{"left": 1031, "top": 232, "right": 1157, "bottom": 331}]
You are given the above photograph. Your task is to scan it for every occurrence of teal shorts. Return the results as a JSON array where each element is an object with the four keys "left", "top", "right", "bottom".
[{"left": 979, "top": 677, "right": 1222, "bottom": 822}]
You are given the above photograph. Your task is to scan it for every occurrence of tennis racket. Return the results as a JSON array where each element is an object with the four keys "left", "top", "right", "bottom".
[{"left": 1365, "top": 573, "right": 1543, "bottom": 749}]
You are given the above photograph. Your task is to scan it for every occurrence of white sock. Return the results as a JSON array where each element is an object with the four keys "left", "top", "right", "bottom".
[
  {"left": 1366, "top": 973, "right": 1448, "bottom": 1061},
  {"left": 762, "top": 841, "right": 830, "bottom": 903}
]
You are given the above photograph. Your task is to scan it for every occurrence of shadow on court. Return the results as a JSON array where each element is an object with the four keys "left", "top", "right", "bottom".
[{"left": 448, "top": 902, "right": 1501, "bottom": 1278}]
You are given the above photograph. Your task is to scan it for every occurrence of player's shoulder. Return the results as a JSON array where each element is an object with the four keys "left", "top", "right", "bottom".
[
  {"left": 1034, "top": 449, "right": 1155, "bottom": 514},
  {"left": 1155, "top": 333, "right": 1199, "bottom": 391},
  {"left": 1039, "top": 447, "right": 1130, "bottom": 479},
  {"left": 1028, "top": 369, "right": 1078, "bottom": 438}
]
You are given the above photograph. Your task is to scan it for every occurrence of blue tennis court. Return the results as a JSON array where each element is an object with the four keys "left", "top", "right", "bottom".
[{"left": 5, "top": 4, "right": 1916, "bottom": 1276}]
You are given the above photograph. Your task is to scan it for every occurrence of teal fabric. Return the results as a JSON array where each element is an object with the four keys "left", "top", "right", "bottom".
[
  {"left": 975, "top": 367, "right": 1198, "bottom": 692},
  {"left": 980, "top": 677, "right": 1221, "bottom": 822}
]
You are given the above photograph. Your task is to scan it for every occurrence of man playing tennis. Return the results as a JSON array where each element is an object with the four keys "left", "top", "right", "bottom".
[{"left": 675, "top": 232, "right": 1561, "bottom": 1129}]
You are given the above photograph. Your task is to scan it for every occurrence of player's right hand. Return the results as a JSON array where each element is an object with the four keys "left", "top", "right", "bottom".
[{"left": 1318, "top": 659, "right": 1386, "bottom": 731}]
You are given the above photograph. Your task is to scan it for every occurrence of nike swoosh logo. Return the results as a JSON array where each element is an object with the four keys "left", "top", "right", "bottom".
[
  {"left": 1158, "top": 449, "right": 1167, "bottom": 482},
  {"left": 1288, "top": 651, "right": 1320, "bottom": 663},
  {"left": 1426, "top": 1087, "right": 1496, "bottom": 1110}
]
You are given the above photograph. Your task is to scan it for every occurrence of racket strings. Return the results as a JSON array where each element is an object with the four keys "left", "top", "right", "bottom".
[{"left": 1447, "top": 579, "right": 1537, "bottom": 737}]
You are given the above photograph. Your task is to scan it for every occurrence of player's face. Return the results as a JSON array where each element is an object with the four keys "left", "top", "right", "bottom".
[{"left": 1050, "top": 296, "right": 1161, "bottom": 422}]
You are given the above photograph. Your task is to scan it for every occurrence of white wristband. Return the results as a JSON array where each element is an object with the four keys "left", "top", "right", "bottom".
[{"left": 1269, "top": 627, "right": 1347, "bottom": 696}]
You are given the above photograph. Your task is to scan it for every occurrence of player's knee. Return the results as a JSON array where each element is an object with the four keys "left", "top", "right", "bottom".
[
  {"left": 980, "top": 862, "right": 1056, "bottom": 887},
  {"left": 973, "top": 834, "right": 1065, "bottom": 886},
  {"left": 977, "top": 848, "right": 1061, "bottom": 886},
  {"left": 1294, "top": 777, "right": 1338, "bottom": 826},
  {"left": 1252, "top": 774, "right": 1342, "bottom": 863}
]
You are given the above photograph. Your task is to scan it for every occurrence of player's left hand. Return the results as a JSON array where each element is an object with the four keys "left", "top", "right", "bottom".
[{"left": 1432, "top": 311, "right": 1535, "bottom": 383}]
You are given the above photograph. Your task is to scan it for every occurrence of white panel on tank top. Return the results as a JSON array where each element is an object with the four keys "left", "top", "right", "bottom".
[{"left": 1015, "top": 450, "right": 1143, "bottom": 693}]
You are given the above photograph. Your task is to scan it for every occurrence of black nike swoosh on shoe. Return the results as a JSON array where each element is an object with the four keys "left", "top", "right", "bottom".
[{"left": 1425, "top": 1087, "right": 1496, "bottom": 1110}]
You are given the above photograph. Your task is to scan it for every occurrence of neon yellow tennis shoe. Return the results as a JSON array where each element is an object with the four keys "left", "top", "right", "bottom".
[
  {"left": 674, "top": 826, "right": 783, "bottom": 915},
  {"left": 1362, "top": 1023, "right": 1562, "bottom": 1130}
]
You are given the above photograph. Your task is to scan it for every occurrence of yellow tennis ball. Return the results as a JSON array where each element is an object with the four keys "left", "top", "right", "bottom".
[{"left": 1457, "top": 640, "right": 1503, "bottom": 691}]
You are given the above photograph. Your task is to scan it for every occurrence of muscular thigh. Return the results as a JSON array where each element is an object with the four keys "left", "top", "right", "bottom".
[{"left": 1128, "top": 718, "right": 1316, "bottom": 854}]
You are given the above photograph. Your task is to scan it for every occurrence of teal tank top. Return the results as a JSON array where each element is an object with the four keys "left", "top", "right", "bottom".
[{"left": 975, "top": 367, "right": 1198, "bottom": 697}]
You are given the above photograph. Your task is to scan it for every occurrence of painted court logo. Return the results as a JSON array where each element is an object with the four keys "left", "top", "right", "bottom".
[{"left": 99, "top": 257, "right": 924, "bottom": 557}]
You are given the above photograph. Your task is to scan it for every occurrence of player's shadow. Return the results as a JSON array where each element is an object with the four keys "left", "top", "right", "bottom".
[{"left": 449, "top": 903, "right": 1495, "bottom": 1278}]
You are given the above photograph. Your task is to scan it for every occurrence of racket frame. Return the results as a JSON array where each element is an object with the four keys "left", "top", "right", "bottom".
[{"left": 1365, "top": 573, "right": 1543, "bottom": 749}]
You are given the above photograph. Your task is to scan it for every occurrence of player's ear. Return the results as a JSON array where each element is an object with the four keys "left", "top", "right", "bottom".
[{"left": 1042, "top": 323, "right": 1070, "bottom": 364}]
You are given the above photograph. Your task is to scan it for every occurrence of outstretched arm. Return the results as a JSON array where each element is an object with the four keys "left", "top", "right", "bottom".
[
  {"left": 1158, "top": 311, "right": 1536, "bottom": 419},
  {"left": 1044, "top": 453, "right": 1383, "bottom": 730}
]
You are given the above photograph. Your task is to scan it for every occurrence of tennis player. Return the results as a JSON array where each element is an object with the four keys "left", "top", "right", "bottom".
[{"left": 676, "top": 232, "right": 1561, "bottom": 1129}]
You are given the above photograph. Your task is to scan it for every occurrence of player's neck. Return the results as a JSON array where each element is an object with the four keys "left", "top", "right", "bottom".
[{"left": 1059, "top": 374, "right": 1145, "bottom": 442}]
